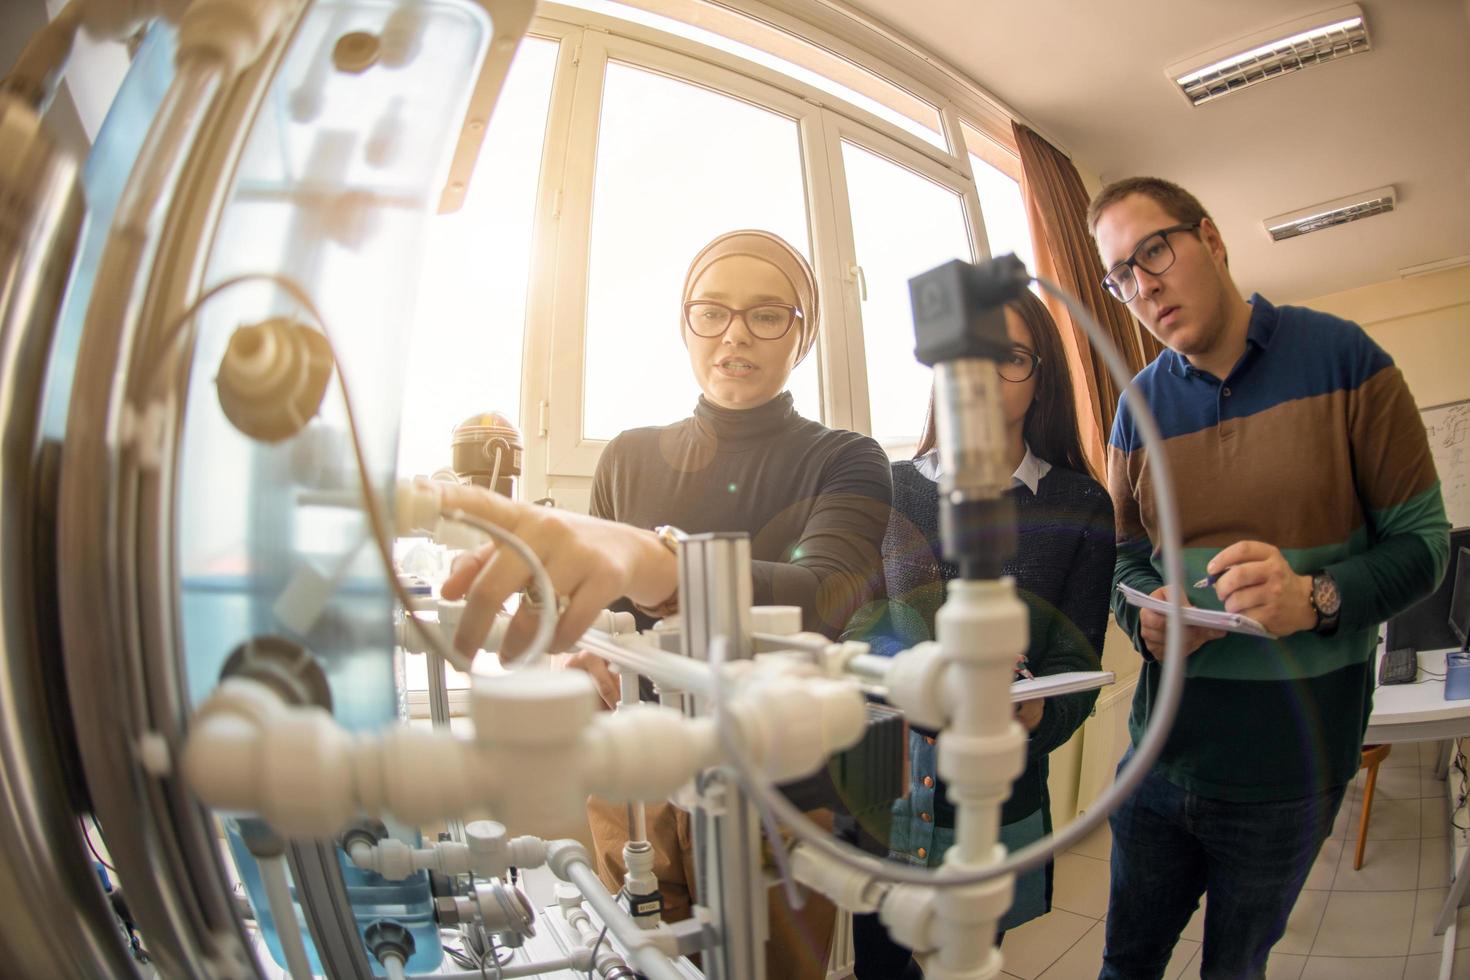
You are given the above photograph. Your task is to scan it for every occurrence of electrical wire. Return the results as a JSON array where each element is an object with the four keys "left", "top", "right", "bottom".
[
  {"left": 79, "top": 816, "right": 116, "bottom": 873},
  {"left": 477, "top": 930, "right": 504, "bottom": 980},
  {"left": 439, "top": 507, "right": 558, "bottom": 668},
  {"left": 585, "top": 922, "right": 610, "bottom": 980},
  {"left": 489, "top": 445, "right": 503, "bottom": 493},
  {"left": 585, "top": 888, "right": 623, "bottom": 980},
  {"left": 443, "top": 945, "right": 479, "bottom": 970}
]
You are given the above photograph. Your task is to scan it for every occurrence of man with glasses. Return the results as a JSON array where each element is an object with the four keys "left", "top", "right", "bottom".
[{"left": 1088, "top": 176, "right": 1450, "bottom": 978}]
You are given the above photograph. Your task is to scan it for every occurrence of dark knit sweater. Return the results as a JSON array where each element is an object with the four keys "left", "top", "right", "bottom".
[
  {"left": 589, "top": 392, "right": 892, "bottom": 639},
  {"left": 866, "top": 459, "right": 1115, "bottom": 824}
]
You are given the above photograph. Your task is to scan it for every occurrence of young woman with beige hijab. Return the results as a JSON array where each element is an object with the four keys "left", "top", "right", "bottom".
[{"left": 438, "top": 230, "right": 892, "bottom": 977}]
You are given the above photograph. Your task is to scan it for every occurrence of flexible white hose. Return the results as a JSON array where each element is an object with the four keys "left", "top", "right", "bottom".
[{"left": 259, "top": 856, "right": 312, "bottom": 980}]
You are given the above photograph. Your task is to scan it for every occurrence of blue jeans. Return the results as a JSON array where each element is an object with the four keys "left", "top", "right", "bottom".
[{"left": 1099, "top": 756, "right": 1347, "bottom": 980}]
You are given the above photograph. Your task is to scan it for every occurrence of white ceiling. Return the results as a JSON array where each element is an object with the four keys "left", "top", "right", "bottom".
[{"left": 846, "top": 0, "right": 1470, "bottom": 303}]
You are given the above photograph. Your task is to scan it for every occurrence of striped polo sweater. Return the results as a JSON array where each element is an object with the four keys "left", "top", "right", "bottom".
[{"left": 1108, "top": 295, "right": 1450, "bottom": 802}]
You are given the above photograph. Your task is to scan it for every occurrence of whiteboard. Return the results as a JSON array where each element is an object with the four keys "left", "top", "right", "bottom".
[{"left": 1422, "top": 399, "right": 1470, "bottom": 530}]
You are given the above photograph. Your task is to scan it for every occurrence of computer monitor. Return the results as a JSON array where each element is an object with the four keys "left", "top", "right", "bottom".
[
  {"left": 1450, "top": 546, "right": 1470, "bottom": 653},
  {"left": 1386, "top": 527, "right": 1470, "bottom": 652}
]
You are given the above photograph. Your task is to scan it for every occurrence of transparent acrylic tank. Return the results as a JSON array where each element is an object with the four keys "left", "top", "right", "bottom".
[{"left": 169, "top": 2, "right": 494, "bottom": 974}]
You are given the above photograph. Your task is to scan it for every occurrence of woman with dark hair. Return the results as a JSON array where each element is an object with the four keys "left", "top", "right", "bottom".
[{"left": 854, "top": 290, "right": 1115, "bottom": 976}]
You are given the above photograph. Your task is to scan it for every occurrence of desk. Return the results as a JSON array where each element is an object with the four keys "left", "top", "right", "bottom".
[{"left": 1364, "top": 648, "right": 1467, "bottom": 978}]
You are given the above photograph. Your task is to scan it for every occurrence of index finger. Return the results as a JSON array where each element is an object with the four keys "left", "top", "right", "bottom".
[
  {"left": 1208, "top": 540, "right": 1274, "bottom": 575},
  {"left": 434, "top": 481, "right": 527, "bottom": 533}
]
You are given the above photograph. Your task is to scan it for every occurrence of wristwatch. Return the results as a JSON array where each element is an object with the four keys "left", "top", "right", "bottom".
[
  {"left": 1309, "top": 571, "right": 1341, "bottom": 635},
  {"left": 653, "top": 524, "right": 687, "bottom": 556},
  {"left": 636, "top": 525, "right": 687, "bottom": 619}
]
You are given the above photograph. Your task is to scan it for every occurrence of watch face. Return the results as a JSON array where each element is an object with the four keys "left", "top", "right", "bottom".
[{"left": 1314, "top": 574, "right": 1342, "bottom": 617}]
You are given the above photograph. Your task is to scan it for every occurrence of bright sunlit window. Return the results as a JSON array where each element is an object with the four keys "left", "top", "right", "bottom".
[
  {"left": 581, "top": 61, "right": 820, "bottom": 440},
  {"left": 844, "top": 141, "right": 973, "bottom": 453},
  {"left": 395, "top": 37, "right": 559, "bottom": 479},
  {"left": 962, "top": 122, "right": 1035, "bottom": 277}
]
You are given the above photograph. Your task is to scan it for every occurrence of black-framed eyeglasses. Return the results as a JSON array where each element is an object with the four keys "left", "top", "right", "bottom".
[
  {"left": 1100, "top": 222, "right": 1201, "bottom": 303},
  {"left": 682, "top": 300, "right": 803, "bottom": 341},
  {"left": 998, "top": 346, "right": 1041, "bottom": 383}
]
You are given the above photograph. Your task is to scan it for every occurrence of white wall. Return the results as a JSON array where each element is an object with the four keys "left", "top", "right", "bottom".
[{"left": 1295, "top": 266, "right": 1470, "bottom": 412}]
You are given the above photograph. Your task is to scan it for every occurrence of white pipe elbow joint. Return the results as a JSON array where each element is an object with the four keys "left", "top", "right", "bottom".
[
  {"left": 354, "top": 725, "right": 474, "bottom": 828},
  {"left": 257, "top": 708, "right": 356, "bottom": 836},
  {"left": 582, "top": 707, "right": 718, "bottom": 801},
  {"left": 508, "top": 834, "right": 547, "bottom": 870},
  {"left": 727, "top": 678, "right": 866, "bottom": 782},
  {"left": 884, "top": 642, "right": 948, "bottom": 729},
  {"left": 879, "top": 883, "right": 939, "bottom": 954},
  {"left": 791, "top": 844, "right": 884, "bottom": 913},
  {"left": 936, "top": 872, "right": 1014, "bottom": 932},
  {"left": 183, "top": 678, "right": 355, "bottom": 836},
  {"left": 545, "top": 839, "right": 593, "bottom": 882},
  {"left": 935, "top": 728, "right": 1027, "bottom": 793}
]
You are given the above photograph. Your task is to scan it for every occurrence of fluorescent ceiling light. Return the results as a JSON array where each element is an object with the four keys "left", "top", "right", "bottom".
[
  {"left": 1166, "top": 5, "right": 1371, "bottom": 107},
  {"left": 1399, "top": 255, "right": 1470, "bottom": 279},
  {"left": 1264, "top": 186, "right": 1395, "bottom": 242}
]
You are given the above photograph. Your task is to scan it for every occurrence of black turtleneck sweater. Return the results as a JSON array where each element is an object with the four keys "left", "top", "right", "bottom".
[{"left": 589, "top": 393, "right": 892, "bottom": 639}]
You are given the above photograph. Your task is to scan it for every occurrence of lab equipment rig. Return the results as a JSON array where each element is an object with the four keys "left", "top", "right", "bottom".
[{"left": 0, "top": 2, "right": 1191, "bottom": 977}]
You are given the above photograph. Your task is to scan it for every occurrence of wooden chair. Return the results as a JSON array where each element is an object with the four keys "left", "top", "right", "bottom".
[{"left": 1354, "top": 743, "right": 1393, "bottom": 870}]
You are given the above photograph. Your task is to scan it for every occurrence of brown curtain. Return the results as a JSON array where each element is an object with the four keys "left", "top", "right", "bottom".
[{"left": 1012, "top": 123, "right": 1161, "bottom": 469}]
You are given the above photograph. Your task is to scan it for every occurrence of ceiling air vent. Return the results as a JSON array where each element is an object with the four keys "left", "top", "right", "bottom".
[
  {"left": 1264, "top": 187, "right": 1396, "bottom": 243},
  {"left": 1166, "top": 5, "right": 1371, "bottom": 107}
]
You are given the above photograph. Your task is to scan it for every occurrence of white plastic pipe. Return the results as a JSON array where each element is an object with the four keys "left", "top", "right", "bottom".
[
  {"left": 580, "top": 629, "right": 713, "bottom": 697},
  {"left": 259, "top": 856, "right": 312, "bottom": 980},
  {"left": 559, "top": 857, "right": 686, "bottom": 980},
  {"left": 564, "top": 902, "right": 634, "bottom": 977},
  {"left": 618, "top": 669, "right": 650, "bottom": 845},
  {"left": 383, "top": 953, "right": 406, "bottom": 980},
  {"left": 419, "top": 954, "right": 583, "bottom": 979}
]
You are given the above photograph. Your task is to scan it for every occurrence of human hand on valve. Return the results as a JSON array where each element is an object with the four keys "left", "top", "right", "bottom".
[{"left": 435, "top": 482, "right": 679, "bottom": 663}]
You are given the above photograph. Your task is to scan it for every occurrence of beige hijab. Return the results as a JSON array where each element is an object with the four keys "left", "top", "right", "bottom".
[{"left": 680, "top": 230, "right": 820, "bottom": 365}]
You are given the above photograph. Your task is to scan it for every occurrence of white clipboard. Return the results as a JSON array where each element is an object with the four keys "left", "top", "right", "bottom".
[
  {"left": 1010, "top": 670, "right": 1114, "bottom": 702},
  {"left": 1117, "top": 582, "right": 1275, "bottom": 638}
]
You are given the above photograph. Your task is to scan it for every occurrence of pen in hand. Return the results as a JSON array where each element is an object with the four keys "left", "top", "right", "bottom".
[{"left": 1193, "top": 567, "right": 1232, "bottom": 589}]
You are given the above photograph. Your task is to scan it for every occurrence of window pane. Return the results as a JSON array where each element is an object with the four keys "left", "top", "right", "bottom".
[
  {"left": 843, "top": 141, "right": 971, "bottom": 452},
  {"left": 395, "top": 37, "right": 559, "bottom": 478},
  {"left": 583, "top": 61, "right": 818, "bottom": 440},
  {"left": 961, "top": 124, "right": 1035, "bottom": 278},
  {"left": 556, "top": 0, "right": 946, "bottom": 150}
]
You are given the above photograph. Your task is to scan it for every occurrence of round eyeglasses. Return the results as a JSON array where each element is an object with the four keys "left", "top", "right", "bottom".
[
  {"left": 1101, "top": 222, "right": 1201, "bottom": 303},
  {"left": 998, "top": 346, "right": 1041, "bottom": 383},
  {"left": 682, "top": 301, "right": 802, "bottom": 341}
]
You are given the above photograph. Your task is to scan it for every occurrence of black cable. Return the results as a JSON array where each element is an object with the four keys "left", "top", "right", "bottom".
[
  {"left": 443, "top": 944, "right": 478, "bottom": 970},
  {"left": 477, "top": 934, "right": 502, "bottom": 980},
  {"left": 586, "top": 887, "right": 625, "bottom": 979},
  {"left": 586, "top": 922, "right": 611, "bottom": 980}
]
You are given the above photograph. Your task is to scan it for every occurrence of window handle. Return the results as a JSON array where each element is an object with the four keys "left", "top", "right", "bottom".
[{"left": 850, "top": 263, "right": 868, "bottom": 302}]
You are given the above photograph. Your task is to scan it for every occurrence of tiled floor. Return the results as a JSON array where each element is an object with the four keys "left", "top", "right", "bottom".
[{"left": 1000, "top": 740, "right": 1470, "bottom": 980}]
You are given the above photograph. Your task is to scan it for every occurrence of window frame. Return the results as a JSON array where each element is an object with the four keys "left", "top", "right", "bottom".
[
  {"left": 818, "top": 109, "right": 984, "bottom": 444},
  {"left": 505, "top": 3, "right": 1014, "bottom": 500}
]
